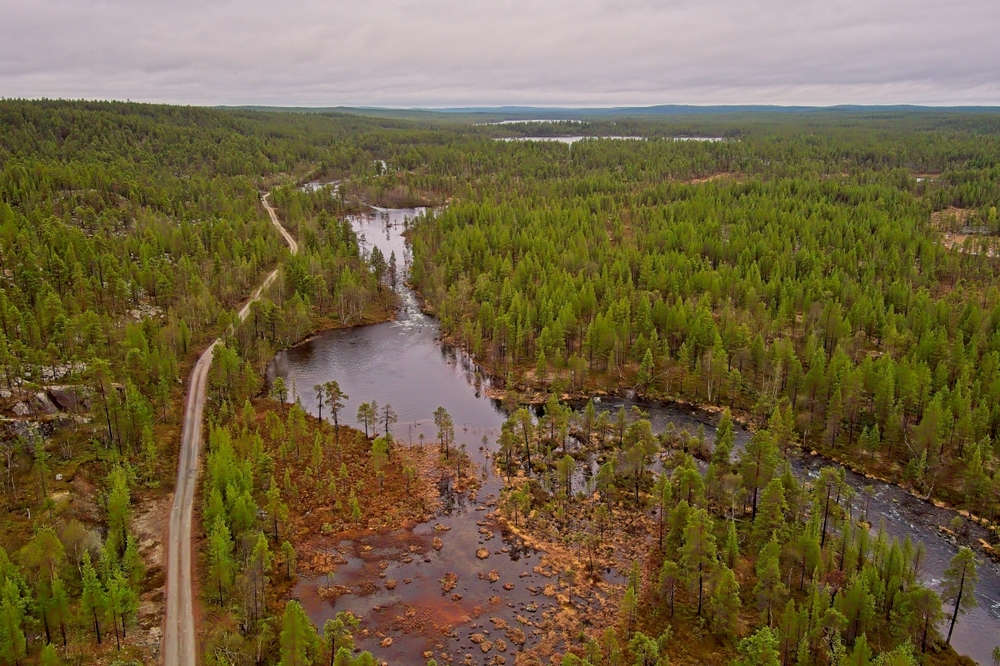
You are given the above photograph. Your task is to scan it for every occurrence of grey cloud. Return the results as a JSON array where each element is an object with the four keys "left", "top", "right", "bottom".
[{"left": 1, "top": 0, "right": 997, "bottom": 105}]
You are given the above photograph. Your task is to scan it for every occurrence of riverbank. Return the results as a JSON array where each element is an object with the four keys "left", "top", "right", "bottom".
[
  {"left": 266, "top": 205, "right": 997, "bottom": 665},
  {"left": 429, "top": 323, "right": 1000, "bottom": 569}
]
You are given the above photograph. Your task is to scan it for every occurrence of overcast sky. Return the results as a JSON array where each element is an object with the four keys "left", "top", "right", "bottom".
[{"left": 1, "top": 0, "right": 998, "bottom": 107}]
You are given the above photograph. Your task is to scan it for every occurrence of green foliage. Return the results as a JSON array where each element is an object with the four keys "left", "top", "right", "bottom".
[
  {"left": 732, "top": 627, "right": 781, "bottom": 666},
  {"left": 942, "top": 546, "right": 979, "bottom": 644},
  {"left": 279, "top": 600, "right": 319, "bottom": 666}
]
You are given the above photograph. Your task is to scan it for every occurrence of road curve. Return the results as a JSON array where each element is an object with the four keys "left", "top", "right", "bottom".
[{"left": 163, "top": 192, "right": 295, "bottom": 666}]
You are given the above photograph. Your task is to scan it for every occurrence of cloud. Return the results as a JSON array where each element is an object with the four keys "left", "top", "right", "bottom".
[{"left": 1, "top": 0, "right": 997, "bottom": 106}]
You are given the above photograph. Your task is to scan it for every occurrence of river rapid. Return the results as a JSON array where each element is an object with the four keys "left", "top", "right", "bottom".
[{"left": 268, "top": 207, "right": 999, "bottom": 665}]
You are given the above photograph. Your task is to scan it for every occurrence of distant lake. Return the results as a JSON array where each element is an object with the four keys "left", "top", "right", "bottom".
[
  {"left": 494, "top": 136, "right": 724, "bottom": 145},
  {"left": 477, "top": 119, "right": 585, "bottom": 125},
  {"left": 495, "top": 136, "right": 644, "bottom": 145}
]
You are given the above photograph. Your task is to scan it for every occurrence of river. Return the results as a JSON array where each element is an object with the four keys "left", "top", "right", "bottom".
[{"left": 268, "top": 207, "right": 998, "bottom": 665}]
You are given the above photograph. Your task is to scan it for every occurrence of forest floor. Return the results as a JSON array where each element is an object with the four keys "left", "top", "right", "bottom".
[
  {"left": 931, "top": 207, "right": 998, "bottom": 256},
  {"left": 198, "top": 399, "right": 461, "bottom": 653}
]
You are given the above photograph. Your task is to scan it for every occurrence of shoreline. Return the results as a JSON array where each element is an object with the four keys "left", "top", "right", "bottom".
[{"left": 403, "top": 288, "right": 1000, "bottom": 564}]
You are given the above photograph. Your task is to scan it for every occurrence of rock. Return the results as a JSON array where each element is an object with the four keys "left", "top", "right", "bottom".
[
  {"left": 476, "top": 548, "right": 490, "bottom": 560},
  {"left": 47, "top": 386, "right": 89, "bottom": 412},
  {"left": 12, "top": 402, "right": 29, "bottom": 416},
  {"left": 32, "top": 392, "right": 58, "bottom": 414},
  {"left": 433, "top": 537, "right": 444, "bottom": 550},
  {"left": 0, "top": 389, "right": 10, "bottom": 399},
  {"left": 385, "top": 579, "right": 397, "bottom": 590},
  {"left": 380, "top": 637, "right": 392, "bottom": 648},
  {"left": 55, "top": 473, "right": 63, "bottom": 481}
]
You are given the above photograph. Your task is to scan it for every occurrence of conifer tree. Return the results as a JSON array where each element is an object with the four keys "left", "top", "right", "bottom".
[
  {"left": 942, "top": 547, "right": 979, "bottom": 645},
  {"left": 207, "top": 516, "right": 234, "bottom": 605},
  {"left": 280, "top": 600, "right": 319, "bottom": 666},
  {"left": 80, "top": 552, "right": 106, "bottom": 646},
  {"left": 710, "top": 566, "right": 741, "bottom": 638},
  {"left": 680, "top": 508, "right": 716, "bottom": 616}
]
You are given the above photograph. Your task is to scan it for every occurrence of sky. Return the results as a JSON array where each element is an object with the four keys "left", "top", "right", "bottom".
[{"left": 1, "top": 0, "right": 998, "bottom": 107}]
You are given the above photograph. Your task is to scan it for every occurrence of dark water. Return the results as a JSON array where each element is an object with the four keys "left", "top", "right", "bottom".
[{"left": 269, "top": 208, "right": 998, "bottom": 665}]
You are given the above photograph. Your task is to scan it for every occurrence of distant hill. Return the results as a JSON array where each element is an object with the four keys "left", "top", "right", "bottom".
[{"left": 219, "top": 104, "right": 1000, "bottom": 122}]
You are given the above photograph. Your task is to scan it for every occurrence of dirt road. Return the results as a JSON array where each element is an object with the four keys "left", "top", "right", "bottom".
[{"left": 163, "top": 192, "right": 295, "bottom": 665}]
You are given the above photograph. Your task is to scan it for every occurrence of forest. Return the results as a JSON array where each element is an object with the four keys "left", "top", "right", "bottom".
[
  {"left": 0, "top": 100, "right": 403, "bottom": 665},
  {"left": 1, "top": 100, "right": 999, "bottom": 665},
  {"left": 408, "top": 129, "right": 1000, "bottom": 517}
]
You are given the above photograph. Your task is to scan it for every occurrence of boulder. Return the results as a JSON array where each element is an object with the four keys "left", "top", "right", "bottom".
[
  {"left": 48, "top": 386, "right": 89, "bottom": 412},
  {"left": 32, "top": 392, "right": 58, "bottom": 414}
]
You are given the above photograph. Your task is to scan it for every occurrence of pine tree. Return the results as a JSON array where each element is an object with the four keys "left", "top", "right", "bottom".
[
  {"left": 280, "top": 600, "right": 319, "bottom": 666},
  {"left": 314, "top": 384, "right": 325, "bottom": 422},
  {"left": 0, "top": 579, "right": 26, "bottom": 665},
  {"left": 942, "top": 546, "right": 979, "bottom": 645},
  {"left": 680, "top": 508, "right": 716, "bottom": 616},
  {"left": 49, "top": 575, "right": 70, "bottom": 648},
  {"left": 723, "top": 519, "right": 739, "bottom": 569},
  {"left": 282, "top": 541, "right": 297, "bottom": 580},
  {"left": 752, "top": 478, "right": 788, "bottom": 546},
  {"left": 713, "top": 408, "right": 735, "bottom": 468},
  {"left": 845, "top": 633, "right": 872, "bottom": 666},
  {"left": 270, "top": 377, "right": 289, "bottom": 413},
  {"left": 106, "top": 568, "right": 137, "bottom": 648},
  {"left": 382, "top": 404, "right": 397, "bottom": 442},
  {"left": 638, "top": 348, "right": 654, "bottom": 387},
  {"left": 39, "top": 643, "right": 61, "bottom": 666},
  {"left": 710, "top": 566, "right": 740, "bottom": 638},
  {"left": 658, "top": 559, "right": 680, "bottom": 619},
  {"left": 754, "top": 536, "right": 786, "bottom": 626},
  {"left": 323, "top": 611, "right": 360, "bottom": 665},
  {"left": 324, "top": 380, "right": 348, "bottom": 453},
  {"left": 207, "top": 516, "right": 234, "bottom": 605},
  {"left": 740, "top": 429, "right": 779, "bottom": 519},
  {"left": 248, "top": 532, "right": 272, "bottom": 625},
  {"left": 80, "top": 552, "right": 106, "bottom": 646},
  {"left": 733, "top": 627, "right": 781, "bottom": 666}
]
